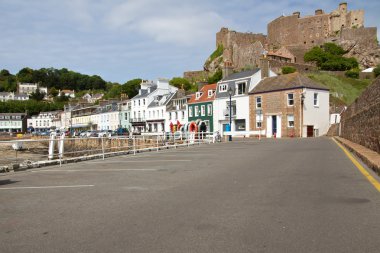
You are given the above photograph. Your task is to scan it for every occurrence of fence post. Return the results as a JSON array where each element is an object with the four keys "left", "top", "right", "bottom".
[
  {"left": 101, "top": 137, "right": 105, "bottom": 160},
  {"left": 133, "top": 136, "right": 136, "bottom": 155},
  {"left": 156, "top": 134, "right": 159, "bottom": 152}
]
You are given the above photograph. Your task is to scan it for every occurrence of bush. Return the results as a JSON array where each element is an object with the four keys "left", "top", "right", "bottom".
[
  {"left": 282, "top": 66, "right": 296, "bottom": 74},
  {"left": 304, "top": 43, "right": 358, "bottom": 71},
  {"left": 345, "top": 69, "right": 359, "bottom": 79},
  {"left": 374, "top": 65, "right": 380, "bottom": 77}
]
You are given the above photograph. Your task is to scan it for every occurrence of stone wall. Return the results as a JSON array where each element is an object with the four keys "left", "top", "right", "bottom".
[
  {"left": 268, "top": 3, "right": 365, "bottom": 50},
  {"left": 183, "top": 70, "right": 209, "bottom": 82},
  {"left": 268, "top": 60, "right": 317, "bottom": 74},
  {"left": 340, "top": 77, "right": 380, "bottom": 153}
]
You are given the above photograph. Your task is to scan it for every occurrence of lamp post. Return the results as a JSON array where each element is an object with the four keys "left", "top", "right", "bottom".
[{"left": 227, "top": 87, "right": 233, "bottom": 141}]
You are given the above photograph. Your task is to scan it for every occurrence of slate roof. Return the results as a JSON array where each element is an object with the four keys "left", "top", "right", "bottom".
[
  {"left": 216, "top": 69, "right": 260, "bottom": 99},
  {"left": 147, "top": 92, "right": 175, "bottom": 108},
  {"left": 188, "top": 83, "right": 217, "bottom": 104},
  {"left": 220, "top": 69, "right": 260, "bottom": 82},
  {"left": 133, "top": 85, "right": 157, "bottom": 99},
  {"left": 250, "top": 73, "right": 329, "bottom": 94}
]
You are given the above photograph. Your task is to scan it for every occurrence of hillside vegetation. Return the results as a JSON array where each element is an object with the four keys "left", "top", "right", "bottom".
[{"left": 307, "top": 72, "right": 371, "bottom": 105}]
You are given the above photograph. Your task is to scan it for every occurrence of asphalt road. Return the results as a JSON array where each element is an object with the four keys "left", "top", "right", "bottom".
[{"left": 0, "top": 138, "right": 379, "bottom": 253}]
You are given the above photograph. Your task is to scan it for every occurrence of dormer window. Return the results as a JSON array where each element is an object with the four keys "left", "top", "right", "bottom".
[
  {"left": 219, "top": 84, "right": 227, "bottom": 92},
  {"left": 195, "top": 92, "right": 203, "bottom": 100},
  {"left": 208, "top": 90, "right": 215, "bottom": 97},
  {"left": 236, "top": 82, "right": 246, "bottom": 95}
]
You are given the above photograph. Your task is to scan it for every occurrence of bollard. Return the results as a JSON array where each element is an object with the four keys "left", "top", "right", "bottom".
[
  {"left": 58, "top": 132, "right": 65, "bottom": 166},
  {"left": 48, "top": 132, "right": 57, "bottom": 160}
]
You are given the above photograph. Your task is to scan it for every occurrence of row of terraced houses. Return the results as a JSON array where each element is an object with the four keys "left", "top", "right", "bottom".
[{"left": 2, "top": 60, "right": 330, "bottom": 138}]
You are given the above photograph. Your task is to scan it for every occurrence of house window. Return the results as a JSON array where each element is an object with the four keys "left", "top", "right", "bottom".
[
  {"left": 208, "top": 90, "right": 214, "bottom": 97},
  {"left": 235, "top": 119, "right": 246, "bottom": 131},
  {"left": 236, "top": 82, "right": 246, "bottom": 95},
  {"left": 195, "top": 106, "right": 199, "bottom": 117},
  {"left": 256, "top": 113, "right": 263, "bottom": 128},
  {"left": 287, "top": 114, "right": 295, "bottom": 127},
  {"left": 287, "top": 93, "right": 294, "bottom": 106},
  {"left": 207, "top": 104, "right": 212, "bottom": 116},
  {"left": 219, "top": 84, "right": 227, "bottom": 92},
  {"left": 201, "top": 105, "right": 205, "bottom": 116},
  {"left": 189, "top": 107, "right": 193, "bottom": 117},
  {"left": 256, "top": 96, "right": 262, "bottom": 108},
  {"left": 226, "top": 101, "right": 236, "bottom": 117},
  {"left": 196, "top": 92, "right": 202, "bottom": 100},
  {"left": 143, "top": 99, "right": 145, "bottom": 105},
  {"left": 138, "top": 100, "right": 140, "bottom": 106},
  {"left": 314, "top": 93, "right": 319, "bottom": 106}
]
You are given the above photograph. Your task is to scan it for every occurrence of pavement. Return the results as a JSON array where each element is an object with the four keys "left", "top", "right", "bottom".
[
  {"left": 334, "top": 136, "right": 380, "bottom": 175},
  {"left": 0, "top": 137, "right": 379, "bottom": 253}
]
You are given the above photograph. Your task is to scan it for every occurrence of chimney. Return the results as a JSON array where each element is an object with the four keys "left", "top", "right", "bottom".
[
  {"left": 260, "top": 57, "right": 269, "bottom": 79},
  {"left": 222, "top": 61, "right": 234, "bottom": 79}
]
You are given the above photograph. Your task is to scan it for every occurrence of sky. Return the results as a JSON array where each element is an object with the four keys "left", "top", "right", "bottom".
[{"left": 0, "top": 0, "right": 379, "bottom": 84}]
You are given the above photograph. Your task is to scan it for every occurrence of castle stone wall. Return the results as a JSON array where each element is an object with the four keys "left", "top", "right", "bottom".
[
  {"left": 340, "top": 27, "right": 378, "bottom": 48},
  {"left": 268, "top": 3, "right": 365, "bottom": 49}
]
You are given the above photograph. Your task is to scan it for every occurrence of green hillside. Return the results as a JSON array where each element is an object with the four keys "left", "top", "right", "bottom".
[{"left": 307, "top": 73, "right": 372, "bottom": 105}]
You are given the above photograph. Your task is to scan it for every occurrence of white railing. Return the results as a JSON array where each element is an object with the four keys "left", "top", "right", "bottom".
[{"left": 0, "top": 132, "right": 218, "bottom": 170}]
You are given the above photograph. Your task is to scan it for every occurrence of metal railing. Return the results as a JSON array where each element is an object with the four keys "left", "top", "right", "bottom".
[{"left": 0, "top": 132, "right": 219, "bottom": 170}]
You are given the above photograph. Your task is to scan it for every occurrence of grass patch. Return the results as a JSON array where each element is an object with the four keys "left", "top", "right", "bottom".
[
  {"left": 308, "top": 72, "right": 371, "bottom": 105},
  {"left": 209, "top": 44, "right": 224, "bottom": 62}
]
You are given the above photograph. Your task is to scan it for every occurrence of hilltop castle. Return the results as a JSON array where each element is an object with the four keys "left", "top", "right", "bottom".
[{"left": 185, "top": 2, "right": 379, "bottom": 81}]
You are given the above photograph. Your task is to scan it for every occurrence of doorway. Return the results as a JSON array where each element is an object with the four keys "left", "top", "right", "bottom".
[
  {"left": 272, "top": 115, "right": 277, "bottom": 136},
  {"left": 307, "top": 125, "right": 314, "bottom": 137}
]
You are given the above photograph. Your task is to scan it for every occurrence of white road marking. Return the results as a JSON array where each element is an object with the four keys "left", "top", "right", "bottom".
[
  {"left": 32, "top": 168, "right": 158, "bottom": 172},
  {"left": 85, "top": 159, "right": 191, "bottom": 164},
  {"left": 0, "top": 185, "right": 94, "bottom": 190}
]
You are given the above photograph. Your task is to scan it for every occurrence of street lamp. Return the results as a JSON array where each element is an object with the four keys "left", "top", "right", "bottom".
[{"left": 227, "top": 87, "right": 233, "bottom": 141}]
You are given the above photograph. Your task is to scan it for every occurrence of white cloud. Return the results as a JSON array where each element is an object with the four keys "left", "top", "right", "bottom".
[{"left": 104, "top": 0, "right": 227, "bottom": 46}]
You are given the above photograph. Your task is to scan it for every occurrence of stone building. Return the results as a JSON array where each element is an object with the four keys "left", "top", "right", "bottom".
[
  {"left": 268, "top": 2, "right": 364, "bottom": 50},
  {"left": 249, "top": 73, "right": 330, "bottom": 138}
]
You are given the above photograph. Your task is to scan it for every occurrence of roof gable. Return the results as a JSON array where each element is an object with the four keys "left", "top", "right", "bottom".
[
  {"left": 250, "top": 73, "right": 329, "bottom": 94},
  {"left": 188, "top": 83, "right": 217, "bottom": 104}
]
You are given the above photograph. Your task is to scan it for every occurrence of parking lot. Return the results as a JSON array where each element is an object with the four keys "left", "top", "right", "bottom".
[{"left": 1, "top": 138, "right": 379, "bottom": 253}]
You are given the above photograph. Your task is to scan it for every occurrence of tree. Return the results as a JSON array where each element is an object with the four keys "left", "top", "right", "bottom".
[
  {"left": 282, "top": 66, "right": 296, "bottom": 74},
  {"left": 0, "top": 69, "right": 10, "bottom": 77},
  {"left": 207, "top": 69, "right": 223, "bottom": 83},
  {"left": 17, "top": 67, "right": 35, "bottom": 83},
  {"left": 29, "top": 88, "right": 46, "bottom": 101},
  {"left": 54, "top": 92, "right": 69, "bottom": 102},
  {"left": 49, "top": 87, "right": 59, "bottom": 97},
  {"left": 304, "top": 43, "right": 358, "bottom": 71},
  {"left": 121, "top": 78, "right": 142, "bottom": 98},
  {"left": 169, "top": 77, "right": 191, "bottom": 90}
]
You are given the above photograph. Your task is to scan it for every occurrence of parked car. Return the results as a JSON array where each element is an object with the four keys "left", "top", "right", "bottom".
[{"left": 98, "top": 130, "right": 112, "bottom": 137}]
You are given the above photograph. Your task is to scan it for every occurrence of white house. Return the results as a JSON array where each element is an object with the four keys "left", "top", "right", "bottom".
[
  {"left": 130, "top": 79, "right": 177, "bottom": 133},
  {"left": 0, "top": 92, "right": 29, "bottom": 101},
  {"left": 0, "top": 113, "right": 27, "bottom": 133},
  {"left": 18, "top": 83, "right": 47, "bottom": 96},
  {"left": 249, "top": 72, "right": 330, "bottom": 138},
  {"left": 213, "top": 62, "right": 276, "bottom": 136},
  {"left": 93, "top": 103, "right": 120, "bottom": 131},
  {"left": 27, "top": 111, "right": 62, "bottom": 132}
]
